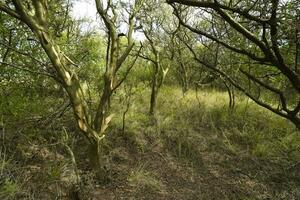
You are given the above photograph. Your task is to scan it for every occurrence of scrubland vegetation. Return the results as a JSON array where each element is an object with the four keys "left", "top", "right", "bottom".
[
  {"left": 1, "top": 85, "right": 299, "bottom": 199},
  {"left": 0, "top": 0, "right": 300, "bottom": 199}
]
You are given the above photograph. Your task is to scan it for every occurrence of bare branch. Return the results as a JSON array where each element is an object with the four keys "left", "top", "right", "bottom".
[
  {"left": 113, "top": 44, "right": 143, "bottom": 91},
  {"left": 0, "top": 2, "right": 21, "bottom": 19}
]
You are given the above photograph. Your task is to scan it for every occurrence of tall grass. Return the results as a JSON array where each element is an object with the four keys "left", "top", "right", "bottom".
[{"left": 153, "top": 87, "right": 299, "bottom": 162}]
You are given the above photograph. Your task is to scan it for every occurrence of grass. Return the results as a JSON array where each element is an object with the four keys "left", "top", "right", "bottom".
[
  {"left": 1, "top": 85, "right": 300, "bottom": 199},
  {"left": 0, "top": 179, "right": 20, "bottom": 200},
  {"left": 153, "top": 87, "right": 300, "bottom": 199},
  {"left": 128, "top": 163, "right": 166, "bottom": 194},
  {"left": 170, "top": 88, "right": 297, "bottom": 155}
]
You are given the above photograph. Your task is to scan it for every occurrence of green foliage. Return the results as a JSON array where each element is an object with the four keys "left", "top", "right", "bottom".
[
  {"left": 47, "top": 163, "right": 63, "bottom": 182},
  {"left": 0, "top": 179, "right": 20, "bottom": 199},
  {"left": 0, "top": 0, "right": 300, "bottom": 198}
]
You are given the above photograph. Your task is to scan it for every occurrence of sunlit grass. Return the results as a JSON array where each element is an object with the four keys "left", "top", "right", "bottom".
[{"left": 153, "top": 86, "right": 299, "bottom": 162}]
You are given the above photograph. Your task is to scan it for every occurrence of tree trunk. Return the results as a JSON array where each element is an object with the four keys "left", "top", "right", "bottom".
[
  {"left": 87, "top": 139, "right": 103, "bottom": 169},
  {"left": 0, "top": 0, "right": 138, "bottom": 169},
  {"left": 150, "top": 63, "right": 159, "bottom": 116},
  {"left": 94, "top": 78, "right": 112, "bottom": 132},
  {"left": 223, "top": 80, "right": 234, "bottom": 109},
  {"left": 180, "top": 63, "right": 189, "bottom": 96},
  {"left": 287, "top": 114, "right": 300, "bottom": 130}
]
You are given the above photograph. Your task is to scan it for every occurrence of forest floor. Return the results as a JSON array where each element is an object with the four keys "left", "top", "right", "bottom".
[{"left": 1, "top": 87, "right": 300, "bottom": 199}]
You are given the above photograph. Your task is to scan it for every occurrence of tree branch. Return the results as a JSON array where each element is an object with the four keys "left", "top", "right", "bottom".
[
  {"left": 171, "top": 5, "right": 267, "bottom": 63},
  {"left": 0, "top": 2, "right": 21, "bottom": 20},
  {"left": 113, "top": 45, "right": 143, "bottom": 92}
]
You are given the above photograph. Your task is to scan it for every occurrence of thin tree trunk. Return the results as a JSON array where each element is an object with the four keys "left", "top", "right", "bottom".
[
  {"left": 180, "top": 63, "right": 189, "bottom": 96},
  {"left": 150, "top": 65, "right": 159, "bottom": 116},
  {"left": 223, "top": 80, "right": 234, "bottom": 109}
]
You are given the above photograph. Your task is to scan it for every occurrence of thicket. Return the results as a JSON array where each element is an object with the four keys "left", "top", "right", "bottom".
[{"left": 0, "top": 0, "right": 299, "bottom": 199}]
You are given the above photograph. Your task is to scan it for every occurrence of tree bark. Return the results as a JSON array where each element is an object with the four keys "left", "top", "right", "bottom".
[
  {"left": 150, "top": 63, "right": 159, "bottom": 115},
  {"left": 0, "top": 0, "right": 139, "bottom": 168}
]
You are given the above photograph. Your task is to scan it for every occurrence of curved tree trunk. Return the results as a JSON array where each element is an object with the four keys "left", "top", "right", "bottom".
[{"left": 0, "top": 0, "right": 140, "bottom": 169}]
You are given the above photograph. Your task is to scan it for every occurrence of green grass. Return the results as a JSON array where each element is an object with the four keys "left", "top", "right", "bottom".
[{"left": 0, "top": 179, "right": 20, "bottom": 200}]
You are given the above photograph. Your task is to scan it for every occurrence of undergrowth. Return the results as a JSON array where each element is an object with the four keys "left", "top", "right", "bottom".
[{"left": 0, "top": 86, "right": 299, "bottom": 199}]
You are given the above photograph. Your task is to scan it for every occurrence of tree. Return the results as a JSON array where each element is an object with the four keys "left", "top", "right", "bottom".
[
  {"left": 138, "top": 0, "right": 173, "bottom": 116},
  {"left": 169, "top": 27, "right": 198, "bottom": 96},
  {"left": 0, "top": 0, "right": 143, "bottom": 167},
  {"left": 167, "top": 0, "right": 300, "bottom": 129}
]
